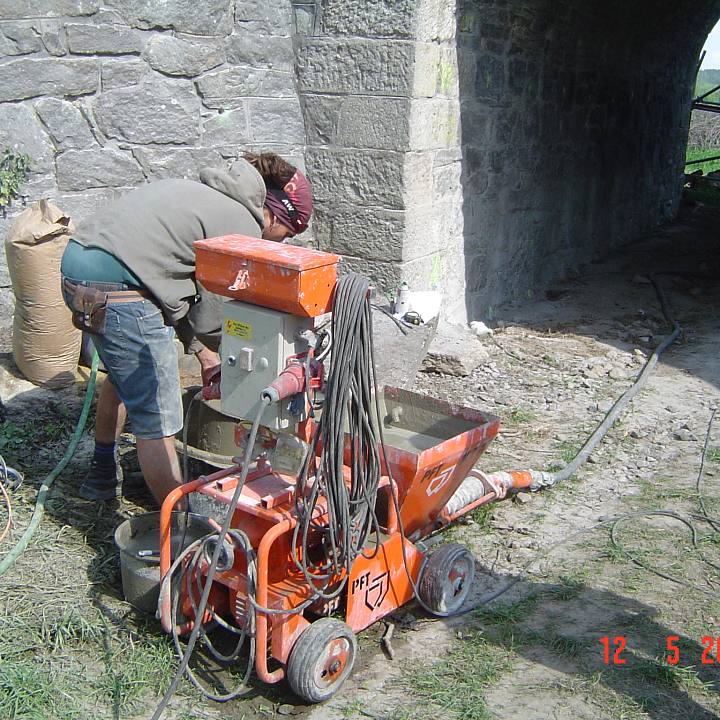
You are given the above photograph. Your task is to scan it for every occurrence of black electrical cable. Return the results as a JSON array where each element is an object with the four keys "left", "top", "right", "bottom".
[{"left": 292, "top": 273, "right": 383, "bottom": 600}]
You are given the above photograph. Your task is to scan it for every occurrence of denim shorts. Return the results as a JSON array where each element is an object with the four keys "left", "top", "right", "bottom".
[{"left": 62, "top": 279, "right": 182, "bottom": 439}]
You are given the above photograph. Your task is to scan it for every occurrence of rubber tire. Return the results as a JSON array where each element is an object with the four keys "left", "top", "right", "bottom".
[
  {"left": 287, "top": 618, "right": 357, "bottom": 703},
  {"left": 418, "top": 543, "right": 475, "bottom": 617}
]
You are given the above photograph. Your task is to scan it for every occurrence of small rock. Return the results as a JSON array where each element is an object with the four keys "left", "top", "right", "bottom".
[
  {"left": 673, "top": 429, "right": 696, "bottom": 442},
  {"left": 608, "top": 368, "right": 626, "bottom": 380},
  {"left": 629, "top": 429, "right": 642, "bottom": 439},
  {"left": 632, "top": 274, "right": 651, "bottom": 285},
  {"left": 469, "top": 320, "right": 494, "bottom": 338},
  {"left": 277, "top": 705, "right": 296, "bottom": 716},
  {"left": 514, "top": 492, "right": 532, "bottom": 504}
]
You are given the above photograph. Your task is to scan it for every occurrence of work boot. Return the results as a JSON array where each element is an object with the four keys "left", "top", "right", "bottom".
[{"left": 78, "top": 457, "right": 122, "bottom": 501}]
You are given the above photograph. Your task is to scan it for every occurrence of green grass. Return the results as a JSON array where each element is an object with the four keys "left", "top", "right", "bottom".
[
  {"left": 708, "top": 447, "right": 720, "bottom": 463},
  {"left": 630, "top": 657, "right": 714, "bottom": 694},
  {"left": 0, "top": 657, "right": 85, "bottom": 720},
  {"left": 503, "top": 407, "right": 538, "bottom": 426},
  {"left": 685, "top": 147, "right": 720, "bottom": 175},
  {"left": 395, "top": 630, "right": 514, "bottom": 720}
]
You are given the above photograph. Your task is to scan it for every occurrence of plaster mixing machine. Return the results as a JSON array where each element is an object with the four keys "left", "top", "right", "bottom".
[{"left": 155, "top": 236, "right": 510, "bottom": 703}]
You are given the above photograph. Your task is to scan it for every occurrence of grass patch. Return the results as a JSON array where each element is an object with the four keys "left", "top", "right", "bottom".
[
  {"left": 503, "top": 407, "right": 537, "bottom": 426},
  {"left": 468, "top": 504, "right": 494, "bottom": 530},
  {"left": 630, "top": 657, "right": 714, "bottom": 694},
  {"left": 708, "top": 447, "right": 720, "bottom": 463},
  {"left": 96, "top": 622, "right": 177, "bottom": 714},
  {"left": 395, "top": 630, "right": 514, "bottom": 720},
  {"left": 474, "top": 593, "right": 541, "bottom": 625},
  {"left": 0, "top": 657, "right": 85, "bottom": 720},
  {"left": 686, "top": 147, "right": 720, "bottom": 175}
]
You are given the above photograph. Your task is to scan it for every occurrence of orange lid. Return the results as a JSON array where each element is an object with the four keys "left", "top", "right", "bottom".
[{"left": 194, "top": 235, "right": 340, "bottom": 272}]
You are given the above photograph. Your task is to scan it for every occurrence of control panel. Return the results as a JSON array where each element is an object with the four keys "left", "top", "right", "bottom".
[{"left": 220, "top": 300, "right": 314, "bottom": 430}]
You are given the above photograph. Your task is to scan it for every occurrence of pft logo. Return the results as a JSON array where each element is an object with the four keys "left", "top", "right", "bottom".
[
  {"left": 351, "top": 571, "right": 390, "bottom": 611},
  {"left": 422, "top": 464, "right": 457, "bottom": 497}
]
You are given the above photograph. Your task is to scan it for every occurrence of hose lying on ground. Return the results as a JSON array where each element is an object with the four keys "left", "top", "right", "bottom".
[{"left": 0, "top": 353, "right": 99, "bottom": 577}]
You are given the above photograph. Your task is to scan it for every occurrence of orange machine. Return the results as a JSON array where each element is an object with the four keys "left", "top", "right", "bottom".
[{"left": 158, "top": 236, "right": 501, "bottom": 703}]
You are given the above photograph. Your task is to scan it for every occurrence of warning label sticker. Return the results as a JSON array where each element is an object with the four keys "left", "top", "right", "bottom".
[{"left": 224, "top": 319, "right": 252, "bottom": 340}]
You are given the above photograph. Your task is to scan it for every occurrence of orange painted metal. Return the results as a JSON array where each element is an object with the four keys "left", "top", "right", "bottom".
[
  {"left": 158, "top": 392, "right": 500, "bottom": 688},
  {"left": 377, "top": 388, "right": 500, "bottom": 539},
  {"left": 194, "top": 235, "right": 340, "bottom": 317},
  {"left": 345, "top": 533, "right": 424, "bottom": 632}
]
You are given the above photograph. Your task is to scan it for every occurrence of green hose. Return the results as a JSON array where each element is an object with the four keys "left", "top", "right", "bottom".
[{"left": 0, "top": 352, "right": 99, "bottom": 578}]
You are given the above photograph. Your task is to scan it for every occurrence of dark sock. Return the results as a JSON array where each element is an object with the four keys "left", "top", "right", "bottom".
[{"left": 93, "top": 442, "right": 116, "bottom": 476}]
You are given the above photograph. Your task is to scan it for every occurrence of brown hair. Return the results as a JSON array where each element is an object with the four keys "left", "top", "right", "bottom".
[{"left": 243, "top": 152, "right": 296, "bottom": 189}]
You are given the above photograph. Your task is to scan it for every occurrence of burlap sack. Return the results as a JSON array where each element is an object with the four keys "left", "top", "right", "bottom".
[{"left": 5, "top": 199, "right": 81, "bottom": 387}]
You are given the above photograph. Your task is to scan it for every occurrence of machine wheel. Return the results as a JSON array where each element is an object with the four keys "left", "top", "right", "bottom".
[
  {"left": 418, "top": 543, "right": 475, "bottom": 617},
  {"left": 287, "top": 618, "right": 357, "bottom": 703}
]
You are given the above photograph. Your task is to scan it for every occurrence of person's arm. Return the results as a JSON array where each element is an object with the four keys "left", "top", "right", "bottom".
[{"left": 196, "top": 345, "right": 220, "bottom": 385}]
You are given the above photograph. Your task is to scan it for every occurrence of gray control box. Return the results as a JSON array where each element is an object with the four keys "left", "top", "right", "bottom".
[{"left": 220, "top": 301, "right": 313, "bottom": 430}]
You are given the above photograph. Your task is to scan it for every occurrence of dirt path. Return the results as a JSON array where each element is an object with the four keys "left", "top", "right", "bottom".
[
  {"left": 1, "top": 203, "right": 719, "bottom": 720},
  {"left": 307, "top": 203, "right": 720, "bottom": 720}
]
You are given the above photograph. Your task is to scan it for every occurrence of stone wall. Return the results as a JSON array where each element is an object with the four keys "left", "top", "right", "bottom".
[
  {"left": 0, "top": 0, "right": 304, "bottom": 289},
  {"left": 296, "top": 0, "right": 465, "bottom": 312},
  {"left": 2, "top": 0, "right": 720, "bottom": 331}
]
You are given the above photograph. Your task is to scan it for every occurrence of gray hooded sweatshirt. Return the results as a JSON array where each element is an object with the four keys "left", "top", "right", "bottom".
[{"left": 71, "top": 159, "right": 265, "bottom": 351}]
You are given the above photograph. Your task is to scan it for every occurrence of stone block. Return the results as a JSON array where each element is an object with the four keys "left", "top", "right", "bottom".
[
  {"left": 41, "top": 27, "right": 67, "bottom": 56},
  {"left": 0, "top": 104, "right": 54, "bottom": 173},
  {"left": 144, "top": 35, "right": 224, "bottom": 77},
  {"left": 306, "top": 148, "right": 405, "bottom": 209},
  {"left": 197, "top": 68, "right": 295, "bottom": 108},
  {"left": 0, "top": 58, "right": 98, "bottom": 101},
  {"left": 235, "top": 0, "right": 292, "bottom": 34},
  {"left": 413, "top": 42, "right": 443, "bottom": 98},
  {"left": 132, "top": 147, "right": 226, "bottom": 181},
  {"left": 248, "top": 98, "right": 306, "bottom": 144},
  {"left": 34, "top": 98, "right": 95, "bottom": 149},
  {"left": 101, "top": 59, "right": 146, "bottom": 89},
  {"left": 371, "top": 306, "right": 438, "bottom": 390},
  {"left": 409, "top": 98, "right": 460, "bottom": 150},
  {"left": 66, "top": 23, "right": 145, "bottom": 55},
  {"left": 301, "top": 96, "right": 342, "bottom": 146},
  {"left": 421, "top": 321, "right": 489, "bottom": 376},
  {"left": 292, "top": 4, "right": 315, "bottom": 35},
  {"left": 339, "top": 255, "right": 402, "bottom": 295},
  {"left": 104, "top": 0, "right": 233, "bottom": 36},
  {"left": 224, "top": 26, "right": 293, "bottom": 69},
  {"left": 296, "top": 38, "right": 415, "bottom": 95},
  {"left": 402, "top": 152, "right": 434, "bottom": 206},
  {"left": 0, "top": 24, "right": 42, "bottom": 55},
  {"left": 313, "top": 204, "right": 405, "bottom": 262},
  {"left": 0, "top": 0, "right": 98, "bottom": 20},
  {"left": 416, "top": 0, "right": 457, "bottom": 42},
  {"left": 53, "top": 187, "right": 119, "bottom": 225},
  {"left": 56, "top": 148, "right": 144, "bottom": 190},
  {"left": 93, "top": 76, "right": 201, "bottom": 144},
  {"left": 475, "top": 54, "right": 505, "bottom": 102},
  {"left": 335, "top": 97, "right": 411, "bottom": 150},
  {"left": 320, "top": 0, "right": 415, "bottom": 38},
  {"left": 201, "top": 106, "right": 250, "bottom": 146}
]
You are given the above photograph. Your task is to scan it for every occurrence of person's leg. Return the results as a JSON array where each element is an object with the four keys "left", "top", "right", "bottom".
[
  {"left": 95, "top": 379, "right": 127, "bottom": 444},
  {"left": 135, "top": 436, "right": 183, "bottom": 505},
  {"left": 80, "top": 371, "right": 130, "bottom": 500}
]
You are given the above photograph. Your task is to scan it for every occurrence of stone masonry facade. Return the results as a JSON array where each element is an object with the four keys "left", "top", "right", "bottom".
[{"left": 2, "top": 0, "right": 720, "bottom": 328}]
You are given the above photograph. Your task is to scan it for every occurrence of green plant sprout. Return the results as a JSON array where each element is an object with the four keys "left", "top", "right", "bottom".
[{"left": 0, "top": 147, "right": 30, "bottom": 211}]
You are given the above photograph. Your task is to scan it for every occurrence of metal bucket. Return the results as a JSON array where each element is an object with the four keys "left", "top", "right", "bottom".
[{"left": 114, "top": 511, "right": 212, "bottom": 614}]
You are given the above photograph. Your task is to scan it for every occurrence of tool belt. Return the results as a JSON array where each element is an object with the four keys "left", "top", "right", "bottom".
[{"left": 63, "top": 279, "right": 153, "bottom": 334}]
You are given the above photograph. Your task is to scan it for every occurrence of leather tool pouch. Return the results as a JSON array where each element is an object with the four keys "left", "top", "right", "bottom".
[{"left": 68, "top": 284, "right": 108, "bottom": 334}]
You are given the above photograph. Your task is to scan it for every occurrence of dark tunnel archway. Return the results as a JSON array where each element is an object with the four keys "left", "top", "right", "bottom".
[{"left": 457, "top": 0, "right": 720, "bottom": 321}]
